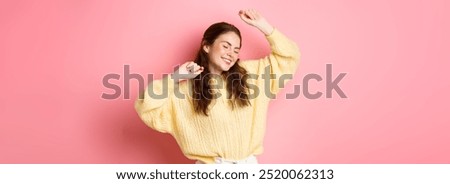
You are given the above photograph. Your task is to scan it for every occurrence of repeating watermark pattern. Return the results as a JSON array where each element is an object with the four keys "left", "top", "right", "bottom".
[{"left": 101, "top": 64, "right": 347, "bottom": 100}]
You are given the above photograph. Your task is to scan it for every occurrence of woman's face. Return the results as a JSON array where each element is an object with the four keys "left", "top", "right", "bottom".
[{"left": 203, "top": 31, "right": 241, "bottom": 75}]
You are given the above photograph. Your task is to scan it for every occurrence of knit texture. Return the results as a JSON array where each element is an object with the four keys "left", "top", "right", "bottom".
[{"left": 135, "top": 29, "right": 300, "bottom": 163}]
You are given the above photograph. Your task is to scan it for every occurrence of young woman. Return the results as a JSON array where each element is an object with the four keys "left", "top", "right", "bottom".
[{"left": 135, "top": 9, "right": 300, "bottom": 164}]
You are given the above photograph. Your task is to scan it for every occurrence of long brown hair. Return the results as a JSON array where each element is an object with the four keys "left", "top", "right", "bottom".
[{"left": 191, "top": 22, "right": 251, "bottom": 116}]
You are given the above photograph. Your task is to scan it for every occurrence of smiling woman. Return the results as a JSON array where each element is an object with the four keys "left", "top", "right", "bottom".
[
  {"left": 191, "top": 22, "right": 251, "bottom": 116},
  {"left": 202, "top": 29, "right": 241, "bottom": 74},
  {"left": 134, "top": 9, "right": 301, "bottom": 164}
]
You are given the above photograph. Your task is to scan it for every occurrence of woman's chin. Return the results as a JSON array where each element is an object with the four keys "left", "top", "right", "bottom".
[
  {"left": 222, "top": 68, "right": 232, "bottom": 72},
  {"left": 221, "top": 65, "right": 234, "bottom": 72}
]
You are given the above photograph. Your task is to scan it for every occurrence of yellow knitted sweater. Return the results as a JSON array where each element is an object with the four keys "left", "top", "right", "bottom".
[{"left": 134, "top": 28, "right": 300, "bottom": 163}]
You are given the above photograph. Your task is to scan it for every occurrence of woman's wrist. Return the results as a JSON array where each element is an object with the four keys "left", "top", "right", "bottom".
[
  {"left": 258, "top": 22, "right": 274, "bottom": 36},
  {"left": 170, "top": 73, "right": 183, "bottom": 84}
]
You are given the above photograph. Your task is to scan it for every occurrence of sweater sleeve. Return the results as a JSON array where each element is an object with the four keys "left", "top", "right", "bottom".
[
  {"left": 239, "top": 28, "right": 301, "bottom": 96},
  {"left": 134, "top": 75, "right": 176, "bottom": 134}
]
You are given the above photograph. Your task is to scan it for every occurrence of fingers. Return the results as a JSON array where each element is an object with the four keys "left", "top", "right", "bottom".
[
  {"left": 192, "top": 65, "right": 204, "bottom": 74},
  {"left": 250, "top": 9, "right": 260, "bottom": 19},
  {"left": 174, "top": 61, "right": 204, "bottom": 81},
  {"left": 248, "top": 9, "right": 257, "bottom": 20},
  {"left": 185, "top": 61, "right": 196, "bottom": 73},
  {"left": 186, "top": 62, "right": 204, "bottom": 74},
  {"left": 239, "top": 9, "right": 258, "bottom": 20},
  {"left": 194, "top": 66, "right": 204, "bottom": 74},
  {"left": 238, "top": 11, "right": 250, "bottom": 22},
  {"left": 185, "top": 61, "right": 195, "bottom": 69},
  {"left": 244, "top": 10, "right": 254, "bottom": 20}
]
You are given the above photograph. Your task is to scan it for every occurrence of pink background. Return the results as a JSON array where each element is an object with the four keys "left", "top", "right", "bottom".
[{"left": 1, "top": 0, "right": 449, "bottom": 163}]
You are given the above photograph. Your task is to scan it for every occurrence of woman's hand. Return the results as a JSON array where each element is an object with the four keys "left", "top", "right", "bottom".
[
  {"left": 239, "top": 9, "right": 274, "bottom": 36},
  {"left": 172, "top": 61, "right": 204, "bottom": 83}
]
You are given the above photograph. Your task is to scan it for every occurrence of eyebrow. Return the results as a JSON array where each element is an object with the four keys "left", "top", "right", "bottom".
[{"left": 221, "top": 41, "right": 241, "bottom": 49}]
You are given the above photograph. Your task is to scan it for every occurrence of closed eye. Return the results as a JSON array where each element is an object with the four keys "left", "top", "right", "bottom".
[{"left": 221, "top": 41, "right": 240, "bottom": 50}]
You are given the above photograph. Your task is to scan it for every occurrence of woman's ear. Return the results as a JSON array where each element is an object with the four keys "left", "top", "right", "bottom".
[
  {"left": 202, "top": 40, "right": 210, "bottom": 53},
  {"left": 202, "top": 44, "right": 210, "bottom": 53}
]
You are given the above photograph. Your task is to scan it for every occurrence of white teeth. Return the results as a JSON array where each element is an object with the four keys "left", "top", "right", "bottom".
[{"left": 223, "top": 58, "right": 231, "bottom": 63}]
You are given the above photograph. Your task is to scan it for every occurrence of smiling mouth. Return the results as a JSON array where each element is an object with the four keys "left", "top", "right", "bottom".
[{"left": 222, "top": 57, "right": 232, "bottom": 64}]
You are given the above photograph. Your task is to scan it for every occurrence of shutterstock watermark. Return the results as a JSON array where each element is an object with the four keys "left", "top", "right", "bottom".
[{"left": 101, "top": 64, "right": 347, "bottom": 100}]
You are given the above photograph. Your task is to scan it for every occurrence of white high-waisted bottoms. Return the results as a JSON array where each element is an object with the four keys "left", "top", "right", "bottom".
[{"left": 195, "top": 155, "right": 258, "bottom": 164}]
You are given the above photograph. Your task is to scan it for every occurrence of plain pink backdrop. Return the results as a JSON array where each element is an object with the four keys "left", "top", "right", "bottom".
[{"left": 1, "top": 0, "right": 449, "bottom": 163}]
